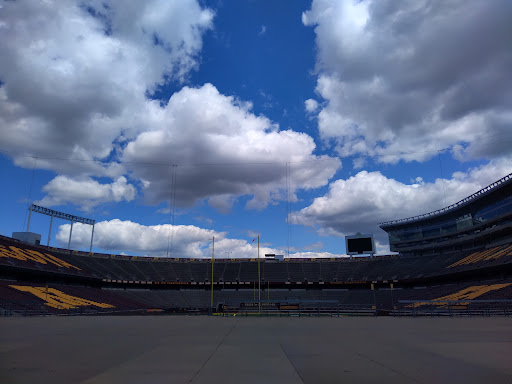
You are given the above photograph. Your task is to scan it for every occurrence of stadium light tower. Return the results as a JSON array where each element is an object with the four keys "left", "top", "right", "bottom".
[{"left": 26, "top": 204, "right": 96, "bottom": 252}]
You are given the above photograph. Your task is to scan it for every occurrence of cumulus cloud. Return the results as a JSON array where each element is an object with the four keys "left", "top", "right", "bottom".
[
  {"left": 291, "top": 159, "right": 512, "bottom": 243},
  {"left": 37, "top": 176, "right": 136, "bottom": 211},
  {"left": 0, "top": 1, "right": 341, "bottom": 212},
  {"left": 352, "top": 157, "right": 366, "bottom": 170},
  {"left": 0, "top": 0, "right": 213, "bottom": 172},
  {"left": 375, "top": 241, "right": 394, "bottom": 255},
  {"left": 56, "top": 219, "right": 284, "bottom": 258},
  {"left": 303, "top": 0, "right": 512, "bottom": 163},
  {"left": 56, "top": 219, "right": 352, "bottom": 258},
  {"left": 123, "top": 84, "right": 341, "bottom": 209},
  {"left": 302, "top": 241, "right": 323, "bottom": 251},
  {"left": 304, "top": 99, "right": 319, "bottom": 113},
  {"left": 291, "top": 252, "right": 348, "bottom": 259}
]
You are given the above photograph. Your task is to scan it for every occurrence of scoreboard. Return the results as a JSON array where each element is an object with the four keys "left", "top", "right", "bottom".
[{"left": 345, "top": 234, "right": 375, "bottom": 256}]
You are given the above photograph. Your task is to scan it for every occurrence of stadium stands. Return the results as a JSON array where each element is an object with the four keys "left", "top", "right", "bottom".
[
  {"left": 446, "top": 244, "right": 512, "bottom": 269},
  {"left": 9, "top": 285, "right": 115, "bottom": 310},
  {"left": 380, "top": 172, "right": 512, "bottom": 256},
  {"left": 4, "top": 232, "right": 509, "bottom": 289},
  {"left": 1, "top": 173, "right": 511, "bottom": 315},
  {"left": 0, "top": 242, "right": 82, "bottom": 273},
  {"left": 406, "top": 283, "right": 512, "bottom": 308}
]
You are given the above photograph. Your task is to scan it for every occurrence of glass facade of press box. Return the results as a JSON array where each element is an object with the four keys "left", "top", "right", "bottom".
[
  {"left": 473, "top": 195, "right": 512, "bottom": 224},
  {"left": 388, "top": 196, "right": 512, "bottom": 246}
]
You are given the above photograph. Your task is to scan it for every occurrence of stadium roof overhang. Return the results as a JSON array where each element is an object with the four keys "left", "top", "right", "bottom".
[{"left": 380, "top": 172, "right": 512, "bottom": 231}]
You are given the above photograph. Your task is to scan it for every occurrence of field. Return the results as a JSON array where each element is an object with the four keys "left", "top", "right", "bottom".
[{"left": 1, "top": 316, "right": 511, "bottom": 383}]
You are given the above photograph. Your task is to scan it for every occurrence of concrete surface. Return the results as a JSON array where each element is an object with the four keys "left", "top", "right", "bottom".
[{"left": 1, "top": 316, "right": 511, "bottom": 383}]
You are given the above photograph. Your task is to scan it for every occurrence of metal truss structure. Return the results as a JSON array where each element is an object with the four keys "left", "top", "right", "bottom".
[{"left": 27, "top": 204, "right": 95, "bottom": 251}]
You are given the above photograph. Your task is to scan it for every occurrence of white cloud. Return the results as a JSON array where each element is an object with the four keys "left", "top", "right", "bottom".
[
  {"left": 56, "top": 219, "right": 353, "bottom": 258},
  {"left": 291, "top": 252, "right": 348, "bottom": 259},
  {"left": 0, "top": 2, "right": 341, "bottom": 212},
  {"left": 37, "top": 176, "right": 136, "bottom": 211},
  {"left": 302, "top": 241, "right": 323, "bottom": 251},
  {"left": 374, "top": 239, "right": 393, "bottom": 255},
  {"left": 0, "top": 0, "right": 213, "bottom": 172},
  {"left": 194, "top": 216, "right": 214, "bottom": 225},
  {"left": 56, "top": 219, "right": 283, "bottom": 258},
  {"left": 122, "top": 83, "right": 341, "bottom": 209},
  {"left": 352, "top": 157, "right": 365, "bottom": 170},
  {"left": 304, "top": 99, "right": 319, "bottom": 113},
  {"left": 258, "top": 25, "right": 267, "bottom": 36},
  {"left": 291, "top": 159, "right": 512, "bottom": 243},
  {"left": 303, "top": 0, "right": 512, "bottom": 163},
  {"left": 246, "top": 230, "right": 260, "bottom": 239}
]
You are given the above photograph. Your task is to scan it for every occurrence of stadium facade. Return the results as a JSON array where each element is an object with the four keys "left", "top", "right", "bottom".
[{"left": 380, "top": 172, "right": 512, "bottom": 257}]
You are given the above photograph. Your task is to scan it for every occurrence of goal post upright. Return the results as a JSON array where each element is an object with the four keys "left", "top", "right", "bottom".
[
  {"left": 211, "top": 236, "right": 215, "bottom": 315},
  {"left": 258, "top": 235, "right": 261, "bottom": 315}
]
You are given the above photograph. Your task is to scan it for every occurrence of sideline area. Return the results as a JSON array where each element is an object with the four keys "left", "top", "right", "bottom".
[{"left": 1, "top": 316, "right": 511, "bottom": 383}]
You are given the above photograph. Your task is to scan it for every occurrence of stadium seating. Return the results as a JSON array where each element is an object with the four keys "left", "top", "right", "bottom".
[
  {"left": 287, "top": 262, "right": 305, "bottom": 282},
  {"left": 263, "top": 262, "right": 288, "bottom": 282},
  {"left": 302, "top": 261, "right": 321, "bottom": 282},
  {"left": 0, "top": 281, "right": 44, "bottom": 312},
  {"left": 223, "top": 262, "right": 241, "bottom": 282},
  {"left": 0, "top": 280, "right": 151, "bottom": 314},
  {"left": 239, "top": 261, "right": 259, "bottom": 282},
  {"left": 1, "top": 234, "right": 511, "bottom": 315},
  {"left": 446, "top": 244, "right": 512, "bottom": 270},
  {"left": 405, "top": 282, "right": 512, "bottom": 308},
  {"left": 4, "top": 234, "right": 510, "bottom": 287},
  {"left": 10, "top": 285, "right": 115, "bottom": 310},
  {"left": 0, "top": 240, "right": 83, "bottom": 275}
]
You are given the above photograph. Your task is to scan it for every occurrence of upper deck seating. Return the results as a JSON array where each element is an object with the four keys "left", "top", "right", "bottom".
[
  {"left": 0, "top": 239, "right": 83, "bottom": 275},
  {"left": 2, "top": 235, "right": 510, "bottom": 286},
  {"left": 223, "top": 262, "right": 241, "bottom": 282},
  {"left": 239, "top": 262, "right": 259, "bottom": 282},
  {"left": 447, "top": 244, "right": 512, "bottom": 270},
  {"left": 262, "top": 262, "right": 287, "bottom": 282},
  {"left": 302, "top": 262, "right": 321, "bottom": 282},
  {"left": 172, "top": 263, "right": 192, "bottom": 282},
  {"left": 287, "top": 262, "right": 304, "bottom": 282},
  {"left": 190, "top": 263, "right": 208, "bottom": 282}
]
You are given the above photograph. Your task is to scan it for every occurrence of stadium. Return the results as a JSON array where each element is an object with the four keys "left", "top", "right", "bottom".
[
  {"left": 1, "top": 173, "right": 512, "bottom": 383},
  {"left": 2, "top": 172, "right": 511, "bottom": 317},
  {"left": 1, "top": 1, "right": 512, "bottom": 382}
]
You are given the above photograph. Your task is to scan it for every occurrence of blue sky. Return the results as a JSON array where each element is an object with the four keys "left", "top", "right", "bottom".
[{"left": 0, "top": 0, "right": 511, "bottom": 258}]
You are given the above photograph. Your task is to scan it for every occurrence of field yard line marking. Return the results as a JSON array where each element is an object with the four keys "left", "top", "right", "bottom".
[
  {"left": 187, "top": 318, "right": 239, "bottom": 384},
  {"left": 280, "top": 344, "right": 306, "bottom": 384}
]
